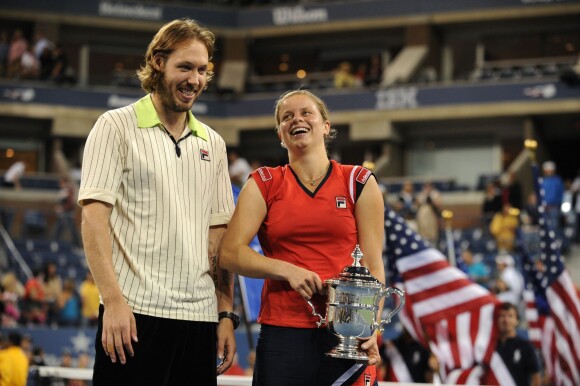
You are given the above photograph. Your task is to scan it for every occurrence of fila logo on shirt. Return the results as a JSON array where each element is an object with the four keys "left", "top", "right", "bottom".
[
  {"left": 336, "top": 196, "right": 347, "bottom": 209},
  {"left": 364, "top": 374, "right": 371, "bottom": 386},
  {"left": 200, "top": 149, "right": 210, "bottom": 161}
]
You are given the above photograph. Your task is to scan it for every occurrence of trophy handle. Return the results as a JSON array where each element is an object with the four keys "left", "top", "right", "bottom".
[
  {"left": 375, "top": 287, "right": 405, "bottom": 332},
  {"left": 306, "top": 300, "right": 326, "bottom": 327}
]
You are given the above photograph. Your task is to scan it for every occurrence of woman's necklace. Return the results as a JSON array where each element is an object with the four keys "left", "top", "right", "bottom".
[{"left": 298, "top": 161, "right": 330, "bottom": 186}]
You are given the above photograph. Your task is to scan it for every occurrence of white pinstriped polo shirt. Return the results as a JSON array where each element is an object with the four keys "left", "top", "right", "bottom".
[{"left": 78, "top": 94, "right": 234, "bottom": 322}]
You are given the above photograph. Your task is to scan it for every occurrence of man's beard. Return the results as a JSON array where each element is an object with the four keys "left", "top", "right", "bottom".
[{"left": 156, "top": 74, "right": 194, "bottom": 113}]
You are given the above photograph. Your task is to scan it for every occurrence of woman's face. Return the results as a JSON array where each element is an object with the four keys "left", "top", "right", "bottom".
[{"left": 276, "top": 94, "right": 330, "bottom": 151}]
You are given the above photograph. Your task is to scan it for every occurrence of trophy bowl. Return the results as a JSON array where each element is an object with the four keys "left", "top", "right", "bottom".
[{"left": 307, "top": 245, "right": 405, "bottom": 362}]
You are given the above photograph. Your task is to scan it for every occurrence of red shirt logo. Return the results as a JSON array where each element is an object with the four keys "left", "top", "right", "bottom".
[
  {"left": 356, "top": 168, "right": 371, "bottom": 184},
  {"left": 257, "top": 167, "right": 272, "bottom": 182}
]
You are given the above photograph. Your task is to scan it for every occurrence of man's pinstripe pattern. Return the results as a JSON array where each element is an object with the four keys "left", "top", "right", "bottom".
[{"left": 79, "top": 95, "right": 234, "bottom": 322}]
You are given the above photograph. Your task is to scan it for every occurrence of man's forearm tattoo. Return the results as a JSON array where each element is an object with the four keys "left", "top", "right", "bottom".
[{"left": 210, "top": 255, "right": 219, "bottom": 286}]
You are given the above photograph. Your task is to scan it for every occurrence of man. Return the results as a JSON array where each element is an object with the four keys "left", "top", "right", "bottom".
[
  {"left": 494, "top": 254, "right": 524, "bottom": 306},
  {"left": 0, "top": 332, "right": 29, "bottom": 386},
  {"left": 78, "top": 18, "right": 236, "bottom": 385},
  {"left": 227, "top": 149, "right": 252, "bottom": 188},
  {"left": 2, "top": 160, "right": 25, "bottom": 189},
  {"left": 382, "top": 329, "right": 439, "bottom": 383},
  {"left": 496, "top": 302, "right": 541, "bottom": 386},
  {"left": 541, "top": 160, "right": 564, "bottom": 236}
]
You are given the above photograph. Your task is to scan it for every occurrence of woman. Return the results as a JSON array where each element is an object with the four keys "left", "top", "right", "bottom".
[{"left": 220, "top": 89, "right": 385, "bottom": 385}]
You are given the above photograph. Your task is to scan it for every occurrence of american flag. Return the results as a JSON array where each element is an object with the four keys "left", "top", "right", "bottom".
[
  {"left": 530, "top": 163, "right": 580, "bottom": 385},
  {"left": 384, "top": 208, "right": 515, "bottom": 385},
  {"left": 522, "top": 251, "right": 549, "bottom": 349}
]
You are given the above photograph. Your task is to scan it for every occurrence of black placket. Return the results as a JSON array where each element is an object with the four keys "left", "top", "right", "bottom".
[{"left": 164, "top": 128, "right": 192, "bottom": 157}]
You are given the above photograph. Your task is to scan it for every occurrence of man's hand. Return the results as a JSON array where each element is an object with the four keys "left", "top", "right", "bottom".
[
  {"left": 101, "top": 300, "right": 138, "bottom": 365},
  {"left": 216, "top": 317, "right": 237, "bottom": 375}
]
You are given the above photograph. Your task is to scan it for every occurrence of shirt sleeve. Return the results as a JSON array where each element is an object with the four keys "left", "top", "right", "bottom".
[
  {"left": 209, "top": 135, "right": 234, "bottom": 226},
  {"left": 78, "top": 113, "right": 125, "bottom": 207}
]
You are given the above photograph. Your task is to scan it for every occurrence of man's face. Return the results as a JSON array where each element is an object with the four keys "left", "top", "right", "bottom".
[
  {"left": 497, "top": 308, "right": 519, "bottom": 335},
  {"left": 156, "top": 39, "right": 209, "bottom": 113}
]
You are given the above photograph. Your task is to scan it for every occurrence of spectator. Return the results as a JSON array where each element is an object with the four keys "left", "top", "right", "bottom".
[
  {"left": 416, "top": 181, "right": 442, "bottom": 213},
  {"left": 7, "top": 29, "right": 28, "bottom": 79},
  {"left": 31, "top": 346, "right": 46, "bottom": 366},
  {"left": 70, "top": 352, "right": 91, "bottom": 386},
  {"left": 21, "top": 268, "right": 46, "bottom": 325},
  {"left": 502, "top": 172, "right": 523, "bottom": 210},
  {"left": 364, "top": 54, "right": 382, "bottom": 87},
  {"left": 482, "top": 181, "right": 502, "bottom": 227},
  {"left": 52, "top": 176, "right": 81, "bottom": 246},
  {"left": 79, "top": 271, "right": 100, "bottom": 327},
  {"left": 51, "top": 43, "right": 74, "bottom": 84},
  {"left": 57, "top": 279, "right": 81, "bottom": 327},
  {"left": 0, "top": 272, "right": 24, "bottom": 327},
  {"left": 461, "top": 249, "right": 490, "bottom": 287},
  {"left": 2, "top": 160, "right": 26, "bottom": 190},
  {"left": 489, "top": 202, "right": 519, "bottom": 252},
  {"left": 42, "top": 261, "right": 63, "bottom": 326},
  {"left": 20, "top": 334, "right": 33, "bottom": 363},
  {"left": 31, "top": 346, "right": 51, "bottom": 386},
  {"left": 520, "top": 192, "right": 541, "bottom": 257},
  {"left": 38, "top": 45, "right": 54, "bottom": 81},
  {"left": 395, "top": 180, "right": 417, "bottom": 219},
  {"left": 569, "top": 166, "right": 580, "bottom": 243},
  {"left": 416, "top": 200, "right": 439, "bottom": 245},
  {"left": 415, "top": 181, "right": 442, "bottom": 245},
  {"left": 522, "top": 192, "right": 540, "bottom": 226},
  {"left": 353, "top": 62, "right": 367, "bottom": 87},
  {"left": 493, "top": 254, "right": 524, "bottom": 307},
  {"left": 333, "top": 61, "right": 357, "bottom": 88},
  {"left": 19, "top": 46, "right": 39, "bottom": 79},
  {"left": 541, "top": 160, "right": 564, "bottom": 236},
  {"left": 0, "top": 332, "right": 29, "bottom": 386},
  {"left": 382, "top": 329, "right": 439, "bottom": 383},
  {"left": 228, "top": 150, "right": 252, "bottom": 188},
  {"left": 32, "top": 29, "right": 54, "bottom": 61},
  {"left": 54, "top": 349, "right": 76, "bottom": 386},
  {"left": 495, "top": 302, "right": 541, "bottom": 386},
  {"left": 0, "top": 30, "right": 9, "bottom": 77}
]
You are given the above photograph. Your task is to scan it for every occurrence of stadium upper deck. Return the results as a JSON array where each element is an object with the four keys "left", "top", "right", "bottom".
[{"left": 0, "top": 0, "right": 579, "bottom": 183}]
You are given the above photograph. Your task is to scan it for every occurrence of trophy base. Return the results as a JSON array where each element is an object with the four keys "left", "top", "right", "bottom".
[{"left": 326, "top": 346, "right": 369, "bottom": 363}]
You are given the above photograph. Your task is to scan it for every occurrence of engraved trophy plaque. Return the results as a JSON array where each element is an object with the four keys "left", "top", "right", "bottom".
[{"left": 307, "top": 245, "right": 405, "bottom": 362}]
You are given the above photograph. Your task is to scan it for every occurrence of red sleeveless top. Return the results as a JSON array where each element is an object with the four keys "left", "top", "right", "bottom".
[{"left": 251, "top": 160, "right": 373, "bottom": 328}]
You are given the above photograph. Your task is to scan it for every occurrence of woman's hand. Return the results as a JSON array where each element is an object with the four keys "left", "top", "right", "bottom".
[
  {"left": 285, "top": 264, "right": 324, "bottom": 300},
  {"left": 359, "top": 331, "right": 381, "bottom": 366}
]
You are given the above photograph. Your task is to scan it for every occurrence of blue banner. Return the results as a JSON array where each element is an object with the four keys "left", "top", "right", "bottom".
[
  {"left": 1, "top": 81, "right": 578, "bottom": 118},
  {"left": 1, "top": 0, "right": 579, "bottom": 28}
]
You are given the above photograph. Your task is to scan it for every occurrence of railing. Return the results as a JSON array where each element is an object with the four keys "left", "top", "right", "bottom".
[
  {"left": 32, "top": 366, "right": 447, "bottom": 385},
  {"left": 0, "top": 221, "right": 32, "bottom": 279}
]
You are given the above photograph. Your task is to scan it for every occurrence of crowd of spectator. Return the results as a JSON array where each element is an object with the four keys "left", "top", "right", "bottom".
[
  {"left": 389, "top": 160, "right": 578, "bottom": 318},
  {"left": 1, "top": 151, "right": 578, "bottom": 384},
  {"left": 0, "top": 28, "right": 75, "bottom": 84},
  {"left": 0, "top": 330, "right": 93, "bottom": 386},
  {"left": 1, "top": 265, "right": 99, "bottom": 329}
]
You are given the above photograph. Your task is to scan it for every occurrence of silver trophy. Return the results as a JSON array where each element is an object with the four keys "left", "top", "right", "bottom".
[{"left": 307, "top": 244, "right": 405, "bottom": 362}]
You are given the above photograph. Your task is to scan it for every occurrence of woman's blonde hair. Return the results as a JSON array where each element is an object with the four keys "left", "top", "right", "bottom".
[
  {"left": 274, "top": 89, "right": 337, "bottom": 146},
  {"left": 137, "top": 18, "right": 215, "bottom": 93}
]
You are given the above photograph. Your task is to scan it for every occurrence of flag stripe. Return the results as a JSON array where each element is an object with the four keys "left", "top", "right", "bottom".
[
  {"left": 385, "top": 342, "right": 412, "bottom": 382},
  {"left": 385, "top": 209, "right": 511, "bottom": 384}
]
